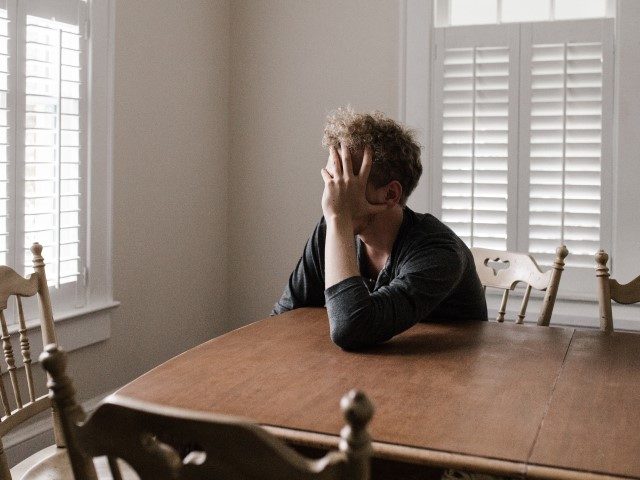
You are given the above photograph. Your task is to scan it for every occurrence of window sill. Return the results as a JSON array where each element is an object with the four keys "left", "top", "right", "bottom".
[{"left": 6, "top": 300, "right": 119, "bottom": 366}]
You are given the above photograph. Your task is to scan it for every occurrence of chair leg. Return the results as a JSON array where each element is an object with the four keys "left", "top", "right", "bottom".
[{"left": 0, "top": 440, "right": 11, "bottom": 480}]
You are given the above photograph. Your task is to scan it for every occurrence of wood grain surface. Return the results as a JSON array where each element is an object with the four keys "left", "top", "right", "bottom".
[
  {"left": 116, "top": 308, "right": 575, "bottom": 466},
  {"left": 529, "top": 329, "right": 640, "bottom": 478}
]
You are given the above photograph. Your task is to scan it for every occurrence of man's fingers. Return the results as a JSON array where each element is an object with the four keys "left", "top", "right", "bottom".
[
  {"left": 329, "top": 146, "right": 343, "bottom": 175},
  {"left": 340, "top": 143, "right": 353, "bottom": 178},
  {"left": 360, "top": 145, "right": 373, "bottom": 179},
  {"left": 325, "top": 153, "right": 333, "bottom": 173},
  {"left": 321, "top": 168, "right": 333, "bottom": 184}
]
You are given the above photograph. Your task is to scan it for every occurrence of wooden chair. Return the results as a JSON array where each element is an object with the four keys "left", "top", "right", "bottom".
[
  {"left": 0, "top": 243, "right": 62, "bottom": 479},
  {"left": 1, "top": 245, "right": 134, "bottom": 479},
  {"left": 595, "top": 249, "right": 640, "bottom": 333},
  {"left": 471, "top": 246, "right": 568, "bottom": 325},
  {"left": 38, "top": 343, "right": 375, "bottom": 480}
]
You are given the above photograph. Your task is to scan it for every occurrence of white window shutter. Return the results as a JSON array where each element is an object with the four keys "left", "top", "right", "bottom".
[
  {"left": 0, "top": 3, "right": 8, "bottom": 267},
  {"left": 518, "top": 19, "right": 614, "bottom": 270},
  {"left": 0, "top": 0, "right": 87, "bottom": 323},
  {"left": 22, "top": 7, "right": 84, "bottom": 286},
  {"left": 433, "top": 25, "right": 519, "bottom": 250}
]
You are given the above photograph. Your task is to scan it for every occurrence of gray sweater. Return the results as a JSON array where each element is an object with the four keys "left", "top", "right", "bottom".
[{"left": 272, "top": 207, "right": 487, "bottom": 349}]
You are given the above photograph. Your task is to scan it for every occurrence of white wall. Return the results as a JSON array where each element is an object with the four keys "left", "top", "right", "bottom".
[
  {"left": 66, "top": 0, "right": 232, "bottom": 400},
  {"left": 228, "top": 0, "right": 402, "bottom": 328}
]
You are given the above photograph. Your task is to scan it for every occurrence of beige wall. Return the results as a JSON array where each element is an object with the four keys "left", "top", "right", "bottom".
[
  {"left": 228, "top": 0, "right": 401, "bottom": 328},
  {"left": 75, "top": 0, "right": 403, "bottom": 395},
  {"left": 67, "top": 0, "right": 231, "bottom": 400}
]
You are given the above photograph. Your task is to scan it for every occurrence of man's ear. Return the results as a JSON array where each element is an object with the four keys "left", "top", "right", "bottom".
[{"left": 384, "top": 181, "right": 403, "bottom": 206}]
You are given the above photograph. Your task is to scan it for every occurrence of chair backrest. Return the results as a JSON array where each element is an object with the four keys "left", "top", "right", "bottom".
[
  {"left": 595, "top": 249, "right": 640, "bottom": 333},
  {"left": 471, "top": 245, "right": 569, "bottom": 325},
  {"left": 0, "top": 243, "right": 59, "bottom": 478},
  {"left": 40, "top": 344, "right": 375, "bottom": 480}
]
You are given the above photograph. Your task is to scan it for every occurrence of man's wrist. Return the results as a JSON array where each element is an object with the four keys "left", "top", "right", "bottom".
[{"left": 325, "top": 214, "right": 354, "bottom": 233}]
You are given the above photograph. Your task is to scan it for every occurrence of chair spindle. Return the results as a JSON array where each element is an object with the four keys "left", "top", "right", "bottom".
[
  {"left": 31, "top": 244, "right": 57, "bottom": 347},
  {"left": 16, "top": 296, "right": 36, "bottom": 403},
  {"left": 536, "top": 245, "right": 569, "bottom": 326},
  {"left": 107, "top": 456, "right": 124, "bottom": 480},
  {"left": 516, "top": 285, "right": 532, "bottom": 325},
  {"left": 0, "top": 361, "right": 10, "bottom": 417},
  {"left": 0, "top": 310, "right": 22, "bottom": 409},
  {"left": 595, "top": 249, "right": 614, "bottom": 333},
  {"left": 497, "top": 289, "right": 509, "bottom": 322}
]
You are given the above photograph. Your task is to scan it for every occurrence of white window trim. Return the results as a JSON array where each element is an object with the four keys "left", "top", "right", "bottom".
[
  {"left": 434, "top": 0, "right": 617, "bottom": 27},
  {"left": 7, "top": 0, "right": 116, "bottom": 351},
  {"left": 402, "top": 0, "right": 640, "bottom": 330}
]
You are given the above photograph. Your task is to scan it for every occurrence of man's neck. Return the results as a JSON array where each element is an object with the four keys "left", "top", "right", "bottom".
[{"left": 358, "top": 205, "right": 405, "bottom": 260}]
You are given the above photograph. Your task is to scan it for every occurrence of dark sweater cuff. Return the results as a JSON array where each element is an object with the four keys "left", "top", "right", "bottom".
[{"left": 324, "top": 275, "right": 368, "bottom": 303}]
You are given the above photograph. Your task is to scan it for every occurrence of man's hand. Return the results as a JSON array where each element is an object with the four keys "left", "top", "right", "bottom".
[{"left": 320, "top": 144, "right": 386, "bottom": 227}]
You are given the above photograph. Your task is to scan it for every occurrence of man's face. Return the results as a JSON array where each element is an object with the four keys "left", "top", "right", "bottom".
[{"left": 325, "top": 145, "right": 389, "bottom": 234}]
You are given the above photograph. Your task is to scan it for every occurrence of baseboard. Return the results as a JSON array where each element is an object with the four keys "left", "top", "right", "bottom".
[{"left": 5, "top": 390, "right": 115, "bottom": 468}]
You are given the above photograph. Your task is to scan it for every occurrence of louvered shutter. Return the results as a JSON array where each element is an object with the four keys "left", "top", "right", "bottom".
[
  {"left": 0, "top": 0, "right": 87, "bottom": 323},
  {"left": 518, "top": 19, "right": 614, "bottom": 270},
  {"left": 433, "top": 20, "right": 613, "bottom": 297},
  {"left": 433, "top": 25, "right": 519, "bottom": 250},
  {"left": 0, "top": 6, "right": 8, "bottom": 267},
  {"left": 23, "top": 3, "right": 85, "bottom": 286}
]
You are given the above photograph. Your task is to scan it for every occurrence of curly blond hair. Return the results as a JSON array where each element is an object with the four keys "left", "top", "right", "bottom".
[{"left": 322, "top": 106, "right": 422, "bottom": 205}]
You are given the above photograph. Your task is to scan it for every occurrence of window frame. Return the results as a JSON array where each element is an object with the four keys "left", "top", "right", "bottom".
[
  {"left": 434, "top": 0, "right": 617, "bottom": 27},
  {"left": 404, "top": 0, "right": 618, "bottom": 306},
  {"left": 428, "top": 18, "right": 614, "bottom": 298},
  {"left": 5, "top": 0, "right": 117, "bottom": 340}
]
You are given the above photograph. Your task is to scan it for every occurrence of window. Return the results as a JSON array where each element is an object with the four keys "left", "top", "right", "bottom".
[
  {"left": 437, "top": 0, "right": 613, "bottom": 26},
  {"left": 0, "top": 0, "right": 114, "bottom": 326},
  {"left": 429, "top": 12, "right": 614, "bottom": 294},
  {"left": 0, "top": 0, "right": 87, "bottom": 322}
]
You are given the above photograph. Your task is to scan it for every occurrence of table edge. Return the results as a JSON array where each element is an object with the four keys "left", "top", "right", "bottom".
[
  {"left": 263, "top": 425, "right": 526, "bottom": 478},
  {"left": 525, "top": 464, "right": 640, "bottom": 480},
  {"left": 264, "top": 426, "right": 638, "bottom": 480}
]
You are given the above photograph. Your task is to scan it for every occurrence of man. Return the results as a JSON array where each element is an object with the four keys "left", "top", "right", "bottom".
[{"left": 273, "top": 107, "right": 487, "bottom": 350}]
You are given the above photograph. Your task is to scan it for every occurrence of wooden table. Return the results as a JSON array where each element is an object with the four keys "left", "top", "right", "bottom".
[{"left": 115, "top": 308, "right": 640, "bottom": 480}]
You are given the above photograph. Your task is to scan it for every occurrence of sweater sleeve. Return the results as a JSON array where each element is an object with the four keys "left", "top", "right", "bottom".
[
  {"left": 324, "top": 244, "right": 466, "bottom": 350},
  {"left": 272, "top": 219, "right": 326, "bottom": 315}
]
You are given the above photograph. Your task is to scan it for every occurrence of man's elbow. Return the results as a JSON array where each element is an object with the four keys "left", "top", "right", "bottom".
[
  {"left": 329, "top": 315, "right": 375, "bottom": 350},
  {"left": 327, "top": 297, "right": 376, "bottom": 350},
  {"left": 330, "top": 326, "right": 363, "bottom": 350}
]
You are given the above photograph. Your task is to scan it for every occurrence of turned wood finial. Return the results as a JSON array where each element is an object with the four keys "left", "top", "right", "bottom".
[
  {"left": 31, "top": 242, "right": 44, "bottom": 268},
  {"left": 339, "top": 390, "right": 374, "bottom": 480},
  {"left": 40, "top": 344, "right": 77, "bottom": 410},
  {"left": 341, "top": 389, "right": 374, "bottom": 430},
  {"left": 555, "top": 245, "right": 569, "bottom": 267},
  {"left": 595, "top": 249, "right": 610, "bottom": 276},
  {"left": 40, "top": 344, "right": 86, "bottom": 427},
  {"left": 40, "top": 344, "right": 99, "bottom": 480}
]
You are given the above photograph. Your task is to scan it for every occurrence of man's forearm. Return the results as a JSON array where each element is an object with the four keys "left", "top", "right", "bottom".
[{"left": 324, "top": 216, "right": 359, "bottom": 289}]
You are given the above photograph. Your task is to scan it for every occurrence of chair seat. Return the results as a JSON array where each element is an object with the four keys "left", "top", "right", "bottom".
[{"left": 12, "top": 445, "right": 139, "bottom": 480}]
